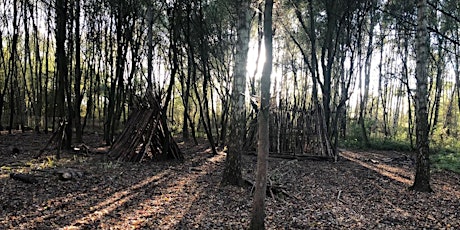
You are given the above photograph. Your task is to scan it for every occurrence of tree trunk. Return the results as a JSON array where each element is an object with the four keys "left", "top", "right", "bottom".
[
  {"left": 359, "top": 5, "right": 377, "bottom": 146},
  {"left": 309, "top": 1, "right": 334, "bottom": 159},
  {"left": 374, "top": 31, "right": 385, "bottom": 138},
  {"left": 411, "top": 0, "right": 432, "bottom": 193},
  {"left": 399, "top": 34, "right": 415, "bottom": 149},
  {"left": 429, "top": 39, "right": 444, "bottom": 136},
  {"left": 74, "top": 0, "right": 83, "bottom": 143},
  {"left": 0, "top": 29, "right": 10, "bottom": 131},
  {"left": 31, "top": 2, "right": 43, "bottom": 133},
  {"left": 222, "top": 0, "right": 251, "bottom": 185},
  {"left": 456, "top": 45, "right": 460, "bottom": 113},
  {"left": 9, "top": 0, "right": 19, "bottom": 134},
  {"left": 111, "top": 10, "right": 130, "bottom": 145},
  {"left": 55, "top": 0, "right": 69, "bottom": 151},
  {"left": 454, "top": 44, "right": 460, "bottom": 120},
  {"left": 44, "top": 8, "right": 51, "bottom": 133},
  {"left": 250, "top": 0, "right": 272, "bottom": 229}
]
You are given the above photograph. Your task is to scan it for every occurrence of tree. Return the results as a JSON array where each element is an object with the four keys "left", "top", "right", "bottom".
[
  {"left": 411, "top": 0, "right": 432, "bottom": 192},
  {"left": 222, "top": 0, "right": 251, "bottom": 186},
  {"left": 7, "top": 0, "right": 19, "bottom": 134},
  {"left": 358, "top": 0, "right": 378, "bottom": 147},
  {"left": 74, "top": 0, "right": 83, "bottom": 143},
  {"left": 55, "top": 0, "right": 72, "bottom": 150},
  {"left": 250, "top": 0, "right": 272, "bottom": 228}
]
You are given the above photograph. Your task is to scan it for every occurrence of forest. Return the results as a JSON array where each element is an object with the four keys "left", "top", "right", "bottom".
[{"left": 0, "top": 0, "right": 459, "bottom": 229}]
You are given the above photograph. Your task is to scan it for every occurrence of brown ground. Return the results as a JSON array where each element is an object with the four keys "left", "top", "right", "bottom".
[{"left": 0, "top": 131, "right": 459, "bottom": 229}]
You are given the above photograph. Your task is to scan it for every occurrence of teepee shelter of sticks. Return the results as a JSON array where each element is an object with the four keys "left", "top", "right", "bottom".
[{"left": 108, "top": 94, "right": 183, "bottom": 162}]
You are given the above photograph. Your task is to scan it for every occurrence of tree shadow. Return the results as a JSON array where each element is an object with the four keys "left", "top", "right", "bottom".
[
  {"left": 1, "top": 137, "right": 228, "bottom": 229},
  {"left": 1, "top": 136, "right": 459, "bottom": 229}
]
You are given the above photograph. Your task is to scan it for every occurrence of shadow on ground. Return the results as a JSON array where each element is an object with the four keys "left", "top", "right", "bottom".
[{"left": 1, "top": 132, "right": 459, "bottom": 229}]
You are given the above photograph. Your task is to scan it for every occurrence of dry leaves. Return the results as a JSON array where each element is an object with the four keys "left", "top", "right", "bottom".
[{"left": 0, "top": 132, "right": 459, "bottom": 229}]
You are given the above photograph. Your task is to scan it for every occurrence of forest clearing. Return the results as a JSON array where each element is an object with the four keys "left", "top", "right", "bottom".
[{"left": 0, "top": 131, "right": 459, "bottom": 229}]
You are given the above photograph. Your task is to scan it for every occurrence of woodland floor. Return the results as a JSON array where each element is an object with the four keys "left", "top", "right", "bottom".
[{"left": 0, "top": 131, "right": 459, "bottom": 229}]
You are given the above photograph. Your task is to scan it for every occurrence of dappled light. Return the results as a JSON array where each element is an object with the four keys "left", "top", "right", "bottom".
[
  {"left": 1, "top": 133, "right": 459, "bottom": 228},
  {"left": 66, "top": 170, "right": 170, "bottom": 228},
  {"left": 1, "top": 134, "right": 231, "bottom": 229},
  {"left": 341, "top": 150, "right": 413, "bottom": 185}
]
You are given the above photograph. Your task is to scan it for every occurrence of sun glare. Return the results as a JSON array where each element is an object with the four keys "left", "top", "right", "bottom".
[{"left": 246, "top": 40, "right": 266, "bottom": 80}]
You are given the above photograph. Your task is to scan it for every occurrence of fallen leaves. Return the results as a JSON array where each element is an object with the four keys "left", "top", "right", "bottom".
[{"left": 0, "top": 133, "right": 459, "bottom": 229}]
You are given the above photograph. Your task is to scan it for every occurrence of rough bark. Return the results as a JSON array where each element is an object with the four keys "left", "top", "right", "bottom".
[
  {"left": 222, "top": 0, "right": 251, "bottom": 186},
  {"left": 411, "top": 0, "right": 432, "bottom": 193},
  {"left": 55, "top": 0, "right": 70, "bottom": 150}
]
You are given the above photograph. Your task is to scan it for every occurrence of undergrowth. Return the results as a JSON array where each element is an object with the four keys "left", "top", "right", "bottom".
[
  {"left": 340, "top": 137, "right": 413, "bottom": 152},
  {"left": 341, "top": 136, "right": 460, "bottom": 173},
  {"left": 431, "top": 149, "right": 460, "bottom": 173}
]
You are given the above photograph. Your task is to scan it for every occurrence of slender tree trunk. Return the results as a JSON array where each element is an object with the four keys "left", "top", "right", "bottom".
[
  {"left": 392, "top": 83, "right": 403, "bottom": 136},
  {"left": 250, "top": 1, "right": 272, "bottom": 228},
  {"left": 399, "top": 35, "right": 415, "bottom": 148},
  {"left": 374, "top": 32, "right": 382, "bottom": 131},
  {"left": 455, "top": 44, "right": 460, "bottom": 116},
  {"left": 411, "top": 0, "right": 432, "bottom": 192},
  {"left": 359, "top": 6, "right": 376, "bottom": 146},
  {"left": 112, "top": 12, "right": 129, "bottom": 144},
  {"left": 222, "top": 0, "right": 251, "bottom": 185},
  {"left": 310, "top": 1, "right": 334, "bottom": 158},
  {"left": 9, "top": 0, "right": 19, "bottom": 134},
  {"left": 146, "top": 5, "right": 155, "bottom": 91},
  {"left": 105, "top": 9, "right": 128, "bottom": 145},
  {"left": 182, "top": 5, "right": 198, "bottom": 144},
  {"left": 429, "top": 40, "right": 444, "bottom": 136},
  {"left": 338, "top": 45, "right": 348, "bottom": 138},
  {"left": 44, "top": 8, "right": 51, "bottom": 133},
  {"left": 23, "top": 0, "right": 33, "bottom": 130},
  {"left": 443, "top": 84, "right": 455, "bottom": 135},
  {"left": 0, "top": 29, "right": 11, "bottom": 131},
  {"left": 200, "top": 60, "right": 218, "bottom": 155},
  {"left": 74, "top": 0, "right": 83, "bottom": 143},
  {"left": 31, "top": 2, "right": 43, "bottom": 133}
]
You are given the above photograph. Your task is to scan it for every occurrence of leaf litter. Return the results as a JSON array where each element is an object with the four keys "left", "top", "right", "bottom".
[{"left": 0, "top": 132, "right": 459, "bottom": 229}]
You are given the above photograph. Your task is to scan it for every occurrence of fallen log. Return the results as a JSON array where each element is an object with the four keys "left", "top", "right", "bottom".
[
  {"left": 269, "top": 154, "right": 333, "bottom": 161},
  {"left": 10, "top": 173, "right": 38, "bottom": 184}
]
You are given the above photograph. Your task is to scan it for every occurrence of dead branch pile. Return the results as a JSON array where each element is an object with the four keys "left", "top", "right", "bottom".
[{"left": 109, "top": 94, "right": 183, "bottom": 162}]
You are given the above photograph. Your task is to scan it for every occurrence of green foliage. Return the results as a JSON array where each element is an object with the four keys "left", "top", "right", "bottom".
[
  {"left": 430, "top": 129, "right": 460, "bottom": 173},
  {"left": 341, "top": 119, "right": 413, "bottom": 151},
  {"left": 432, "top": 151, "right": 460, "bottom": 173},
  {"left": 343, "top": 117, "right": 460, "bottom": 173},
  {"left": 341, "top": 135, "right": 412, "bottom": 152},
  {"left": 431, "top": 126, "right": 460, "bottom": 150}
]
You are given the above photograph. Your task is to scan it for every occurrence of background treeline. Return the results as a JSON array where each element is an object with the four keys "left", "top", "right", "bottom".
[{"left": 0, "top": 0, "right": 459, "bottom": 157}]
